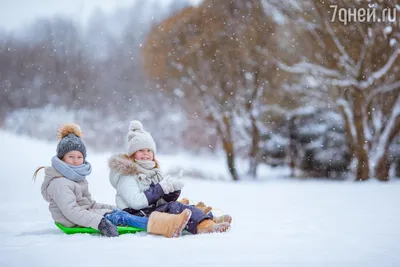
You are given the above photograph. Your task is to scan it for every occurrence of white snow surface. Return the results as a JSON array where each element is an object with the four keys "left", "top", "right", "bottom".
[{"left": 1, "top": 131, "right": 400, "bottom": 267}]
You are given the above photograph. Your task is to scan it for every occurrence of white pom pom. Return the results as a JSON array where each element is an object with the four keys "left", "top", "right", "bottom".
[{"left": 129, "top": 120, "right": 143, "bottom": 132}]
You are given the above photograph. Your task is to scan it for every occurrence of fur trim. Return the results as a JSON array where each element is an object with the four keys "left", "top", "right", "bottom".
[
  {"left": 108, "top": 154, "right": 141, "bottom": 176},
  {"left": 57, "top": 123, "right": 83, "bottom": 139},
  {"left": 108, "top": 154, "right": 160, "bottom": 176}
]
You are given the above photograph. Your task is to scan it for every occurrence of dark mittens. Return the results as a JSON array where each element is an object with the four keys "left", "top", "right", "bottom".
[{"left": 98, "top": 218, "right": 119, "bottom": 237}]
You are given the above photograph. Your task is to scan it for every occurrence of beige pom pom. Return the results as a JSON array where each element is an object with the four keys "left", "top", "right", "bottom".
[{"left": 57, "top": 123, "right": 84, "bottom": 139}]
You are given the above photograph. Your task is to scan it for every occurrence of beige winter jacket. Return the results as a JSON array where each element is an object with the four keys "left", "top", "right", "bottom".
[{"left": 41, "top": 166, "right": 115, "bottom": 229}]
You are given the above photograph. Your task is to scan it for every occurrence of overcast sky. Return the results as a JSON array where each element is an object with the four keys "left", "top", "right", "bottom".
[{"left": 0, "top": 0, "right": 201, "bottom": 32}]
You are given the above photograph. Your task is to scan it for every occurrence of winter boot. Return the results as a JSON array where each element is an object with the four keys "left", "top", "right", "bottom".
[
  {"left": 213, "top": 214, "right": 232, "bottom": 224},
  {"left": 147, "top": 209, "right": 192, "bottom": 238},
  {"left": 179, "top": 198, "right": 190, "bottom": 205},
  {"left": 98, "top": 218, "right": 119, "bottom": 237},
  {"left": 195, "top": 202, "right": 212, "bottom": 214},
  {"left": 197, "top": 219, "right": 230, "bottom": 234}
]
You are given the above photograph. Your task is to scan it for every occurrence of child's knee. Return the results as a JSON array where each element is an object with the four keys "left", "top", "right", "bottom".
[{"left": 169, "top": 201, "right": 186, "bottom": 211}]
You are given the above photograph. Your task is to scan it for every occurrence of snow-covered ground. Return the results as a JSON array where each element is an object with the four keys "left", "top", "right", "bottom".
[{"left": 1, "top": 131, "right": 400, "bottom": 267}]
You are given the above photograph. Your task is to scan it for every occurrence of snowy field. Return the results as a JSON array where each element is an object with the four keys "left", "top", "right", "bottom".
[{"left": 1, "top": 130, "right": 400, "bottom": 267}]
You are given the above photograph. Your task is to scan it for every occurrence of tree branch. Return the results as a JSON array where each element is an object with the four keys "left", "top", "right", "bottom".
[
  {"left": 359, "top": 48, "right": 400, "bottom": 89},
  {"left": 313, "top": 1, "right": 358, "bottom": 77},
  {"left": 366, "top": 80, "right": 400, "bottom": 107},
  {"left": 337, "top": 98, "right": 357, "bottom": 143},
  {"left": 370, "top": 94, "right": 400, "bottom": 169}
]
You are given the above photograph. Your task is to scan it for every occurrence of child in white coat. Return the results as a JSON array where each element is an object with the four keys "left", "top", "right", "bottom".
[
  {"left": 34, "top": 123, "right": 191, "bottom": 238},
  {"left": 108, "top": 120, "right": 230, "bottom": 234}
]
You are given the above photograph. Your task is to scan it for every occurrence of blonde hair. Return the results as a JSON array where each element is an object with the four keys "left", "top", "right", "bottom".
[{"left": 32, "top": 166, "right": 45, "bottom": 182}]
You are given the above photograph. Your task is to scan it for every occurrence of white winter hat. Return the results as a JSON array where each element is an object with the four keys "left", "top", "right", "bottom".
[{"left": 126, "top": 120, "right": 156, "bottom": 157}]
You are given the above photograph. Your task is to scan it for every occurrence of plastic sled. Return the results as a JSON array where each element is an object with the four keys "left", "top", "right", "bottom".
[{"left": 55, "top": 222, "right": 145, "bottom": 235}]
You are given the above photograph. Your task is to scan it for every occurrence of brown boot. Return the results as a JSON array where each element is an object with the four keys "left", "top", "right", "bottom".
[
  {"left": 195, "top": 202, "right": 212, "bottom": 214},
  {"left": 179, "top": 198, "right": 190, "bottom": 205},
  {"left": 147, "top": 209, "right": 192, "bottom": 238},
  {"left": 213, "top": 214, "right": 232, "bottom": 224},
  {"left": 197, "top": 219, "right": 230, "bottom": 234}
]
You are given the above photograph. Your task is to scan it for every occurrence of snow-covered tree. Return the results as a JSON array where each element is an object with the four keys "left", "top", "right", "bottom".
[
  {"left": 288, "top": 108, "right": 351, "bottom": 178},
  {"left": 143, "top": 4, "right": 238, "bottom": 180},
  {"left": 277, "top": 0, "right": 400, "bottom": 181},
  {"left": 0, "top": 2, "right": 191, "bottom": 151},
  {"left": 142, "top": 0, "right": 299, "bottom": 180}
]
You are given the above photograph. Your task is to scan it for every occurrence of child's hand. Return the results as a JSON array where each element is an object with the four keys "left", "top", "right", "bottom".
[
  {"left": 169, "top": 177, "right": 184, "bottom": 191},
  {"left": 160, "top": 173, "right": 184, "bottom": 193},
  {"left": 159, "top": 176, "right": 175, "bottom": 194},
  {"left": 98, "top": 218, "right": 119, "bottom": 237}
]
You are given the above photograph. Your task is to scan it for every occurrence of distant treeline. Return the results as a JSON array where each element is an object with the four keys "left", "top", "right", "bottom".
[{"left": 1, "top": 0, "right": 399, "bottom": 180}]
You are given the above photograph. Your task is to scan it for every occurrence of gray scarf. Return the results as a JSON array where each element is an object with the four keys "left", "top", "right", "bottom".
[
  {"left": 134, "top": 160, "right": 164, "bottom": 185},
  {"left": 51, "top": 156, "right": 92, "bottom": 182}
]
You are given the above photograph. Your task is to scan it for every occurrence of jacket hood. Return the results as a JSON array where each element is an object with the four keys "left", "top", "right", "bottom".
[
  {"left": 41, "top": 166, "right": 63, "bottom": 202},
  {"left": 108, "top": 154, "right": 140, "bottom": 189},
  {"left": 108, "top": 154, "right": 161, "bottom": 189},
  {"left": 108, "top": 154, "right": 141, "bottom": 175}
]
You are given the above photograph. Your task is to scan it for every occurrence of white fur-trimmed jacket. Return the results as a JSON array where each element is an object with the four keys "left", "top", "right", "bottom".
[{"left": 108, "top": 154, "right": 180, "bottom": 211}]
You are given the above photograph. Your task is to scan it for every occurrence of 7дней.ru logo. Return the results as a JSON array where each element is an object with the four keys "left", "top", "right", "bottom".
[{"left": 330, "top": 4, "right": 398, "bottom": 25}]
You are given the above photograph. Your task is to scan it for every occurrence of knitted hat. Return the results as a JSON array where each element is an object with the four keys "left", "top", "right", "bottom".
[
  {"left": 56, "top": 123, "right": 87, "bottom": 159},
  {"left": 126, "top": 120, "right": 156, "bottom": 157}
]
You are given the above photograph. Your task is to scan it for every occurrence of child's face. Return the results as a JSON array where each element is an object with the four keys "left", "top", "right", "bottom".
[
  {"left": 62, "top": 150, "right": 84, "bottom": 166},
  {"left": 133, "top": 149, "right": 154, "bottom": 161}
]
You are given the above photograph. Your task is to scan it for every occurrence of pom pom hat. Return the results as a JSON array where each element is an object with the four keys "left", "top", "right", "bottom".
[
  {"left": 56, "top": 123, "right": 87, "bottom": 159},
  {"left": 126, "top": 120, "right": 156, "bottom": 157}
]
